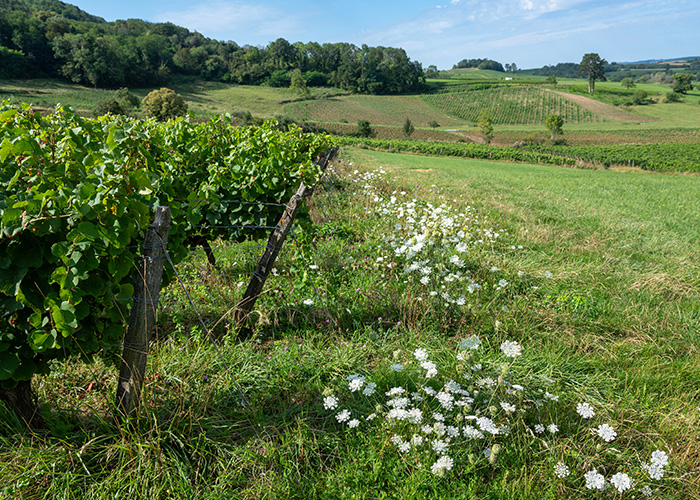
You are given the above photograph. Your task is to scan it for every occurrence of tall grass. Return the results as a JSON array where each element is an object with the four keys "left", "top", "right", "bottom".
[{"left": 1, "top": 148, "right": 698, "bottom": 498}]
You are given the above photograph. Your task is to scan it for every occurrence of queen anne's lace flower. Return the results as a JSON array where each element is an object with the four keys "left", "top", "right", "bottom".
[
  {"left": 610, "top": 472, "right": 633, "bottom": 493},
  {"left": 413, "top": 348, "right": 429, "bottom": 361},
  {"left": 576, "top": 402, "right": 595, "bottom": 419},
  {"left": 651, "top": 450, "right": 669, "bottom": 467},
  {"left": 430, "top": 455, "right": 454, "bottom": 476},
  {"left": 596, "top": 423, "right": 617, "bottom": 442},
  {"left": 362, "top": 382, "right": 377, "bottom": 396},
  {"left": 460, "top": 335, "right": 481, "bottom": 350},
  {"left": 336, "top": 409, "right": 351, "bottom": 423},
  {"left": 584, "top": 469, "right": 606, "bottom": 490},
  {"left": 500, "top": 402, "right": 516, "bottom": 412},
  {"left": 432, "top": 439, "right": 449, "bottom": 455},
  {"left": 323, "top": 395, "right": 338, "bottom": 410},
  {"left": 500, "top": 340, "right": 523, "bottom": 358},
  {"left": 421, "top": 360, "right": 438, "bottom": 378},
  {"left": 554, "top": 462, "right": 570, "bottom": 478},
  {"left": 643, "top": 462, "right": 665, "bottom": 480},
  {"left": 545, "top": 392, "right": 559, "bottom": 401}
]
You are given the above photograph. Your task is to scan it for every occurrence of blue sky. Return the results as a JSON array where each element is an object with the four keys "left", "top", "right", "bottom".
[{"left": 68, "top": 0, "right": 699, "bottom": 69}]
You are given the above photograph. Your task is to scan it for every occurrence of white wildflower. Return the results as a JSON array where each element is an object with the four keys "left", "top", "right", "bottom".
[
  {"left": 431, "top": 439, "right": 449, "bottom": 455},
  {"left": 362, "top": 382, "right": 377, "bottom": 396},
  {"left": 584, "top": 470, "right": 606, "bottom": 490},
  {"left": 390, "top": 363, "right": 404, "bottom": 372},
  {"left": 500, "top": 340, "right": 523, "bottom": 358},
  {"left": 460, "top": 335, "right": 481, "bottom": 350},
  {"left": 336, "top": 409, "right": 351, "bottom": 423},
  {"left": 545, "top": 392, "right": 559, "bottom": 402},
  {"left": 643, "top": 462, "right": 665, "bottom": 480},
  {"left": 348, "top": 378, "right": 364, "bottom": 392},
  {"left": 463, "top": 425, "right": 484, "bottom": 439},
  {"left": 547, "top": 424, "right": 559, "bottom": 434},
  {"left": 347, "top": 419, "right": 360, "bottom": 428},
  {"left": 414, "top": 348, "right": 429, "bottom": 361},
  {"left": 323, "top": 395, "right": 338, "bottom": 410},
  {"left": 597, "top": 423, "right": 617, "bottom": 442},
  {"left": 650, "top": 450, "right": 669, "bottom": 468},
  {"left": 610, "top": 472, "right": 633, "bottom": 493},
  {"left": 576, "top": 402, "right": 595, "bottom": 419},
  {"left": 500, "top": 402, "right": 516, "bottom": 413},
  {"left": 554, "top": 462, "right": 570, "bottom": 478},
  {"left": 421, "top": 360, "right": 438, "bottom": 378},
  {"left": 430, "top": 455, "right": 453, "bottom": 476}
]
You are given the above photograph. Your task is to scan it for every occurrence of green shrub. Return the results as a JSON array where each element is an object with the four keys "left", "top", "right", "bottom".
[
  {"left": 95, "top": 99, "right": 125, "bottom": 117},
  {"left": 665, "top": 91, "right": 683, "bottom": 103},
  {"left": 141, "top": 88, "right": 187, "bottom": 121},
  {"left": 355, "top": 120, "right": 376, "bottom": 138}
]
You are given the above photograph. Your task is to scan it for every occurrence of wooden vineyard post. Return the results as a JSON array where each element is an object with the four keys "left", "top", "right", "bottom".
[
  {"left": 234, "top": 147, "right": 338, "bottom": 333},
  {"left": 116, "top": 206, "right": 171, "bottom": 418}
]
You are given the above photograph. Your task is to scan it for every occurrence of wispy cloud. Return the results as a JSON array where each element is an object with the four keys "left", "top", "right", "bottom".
[{"left": 155, "top": 1, "right": 305, "bottom": 40}]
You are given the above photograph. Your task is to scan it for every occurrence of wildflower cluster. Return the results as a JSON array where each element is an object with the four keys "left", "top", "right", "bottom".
[
  {"left": 364, "top": 187, "right": 516, "bottom": 305},
  {"left": 324, "top": 336, "right": 542, "bottom": 476},
  {"left": 323, "top": 337, "right": 670, "bottom": 494}
]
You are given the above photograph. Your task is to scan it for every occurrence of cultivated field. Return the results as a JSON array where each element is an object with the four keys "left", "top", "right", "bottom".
[
  {"left": 422, "top": 86, "right": 605, "bottom": 124},
  {"left": 283, "top": 94, "right": 467, "bottom": 128}
]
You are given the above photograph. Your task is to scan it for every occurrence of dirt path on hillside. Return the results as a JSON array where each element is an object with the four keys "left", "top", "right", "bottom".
[{"left": 548, "top": 90, "right": 657, "bottom": 122}]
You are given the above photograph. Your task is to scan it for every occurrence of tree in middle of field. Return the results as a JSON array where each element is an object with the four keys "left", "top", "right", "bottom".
[
  {"left": 672, "top": 73, "right": 694, "bottom": 94},
  {"left": 477, "top": 108, "right": 494, "bottom": 144},
  {"left": 578, "top": 53, "right": 607, "bottom": 93},
  {"left": 403, "top": 118, "right": 415, "bottom": 138},
  {"left": 545, "top": 114, "right": 564, "bottom": 143}
]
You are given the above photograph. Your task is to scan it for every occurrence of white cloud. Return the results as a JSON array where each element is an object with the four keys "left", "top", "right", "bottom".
[{"left": 155, "top": 1, "right": 304, "bottom": 39}]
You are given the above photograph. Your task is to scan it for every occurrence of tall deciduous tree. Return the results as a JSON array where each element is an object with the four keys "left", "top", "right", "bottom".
[
  {"left": 672, "top": 73, "right": 694, "bottom": 94},
  {"left": 290, "top": 69, "right": 308, "bottom": 95},
  {"left": 578, "top": 53, "right": 607, "bottom": 93},
  {"left": 621, "top": 77, "right": 635, "bottom": 89}
]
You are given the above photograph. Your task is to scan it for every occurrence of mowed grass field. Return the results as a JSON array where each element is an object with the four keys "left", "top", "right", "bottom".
[
  {"left": 3, "top": 145, "right": 698, "bottom": 499},
  {"left": 0, "top": 78, "right": 348, "bottom": 119}
]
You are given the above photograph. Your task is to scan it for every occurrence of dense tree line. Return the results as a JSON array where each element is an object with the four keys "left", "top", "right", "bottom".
[
  {"left": 529, "top": 59, "right": 700, "bottom": 80},
  {"left": 0, "top": 0, "right": 425, "bottom": 94},
  {"left": 453, "top": 58, "right": 504, "bottom": 72}
]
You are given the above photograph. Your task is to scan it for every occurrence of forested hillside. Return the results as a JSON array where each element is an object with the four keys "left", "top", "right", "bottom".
[{"left": 0, "top": 0, "right": 425, "bottom": 94}]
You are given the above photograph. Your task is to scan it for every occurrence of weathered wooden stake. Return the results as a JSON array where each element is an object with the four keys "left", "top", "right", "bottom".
[
  {"left": 116, "top": 206, "right": 171, "bottom": 418},
  {"left": 234, "top": 147, "right": 338, "bottom": 332}
]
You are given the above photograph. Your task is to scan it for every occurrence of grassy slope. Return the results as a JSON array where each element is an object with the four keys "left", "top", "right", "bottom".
[
  {"left": 0, "top": 78, "right": 348, "bottom": 119},
  {"left": 2, "top": 147, "right": 698, "bottom": 499},
  {"left": 341, "top": 149, "right": 700, "bottom": 490},
  {"left": 3, "top": 76, "right": 700, "bottom": 144}
]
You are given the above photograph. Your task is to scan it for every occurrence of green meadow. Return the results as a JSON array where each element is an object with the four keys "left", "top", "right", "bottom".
[{"left": 2, "top": 142, "right": 698, "bottom": 499}]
